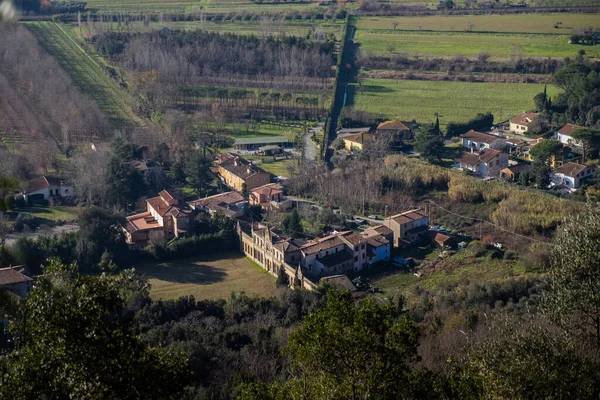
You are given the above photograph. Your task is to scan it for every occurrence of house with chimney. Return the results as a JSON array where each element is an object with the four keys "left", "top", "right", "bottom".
[
  {"left": 460, "top": 130, "right": 506, "bottom": 151},
  {"left": 124, "top": 190, "right": 192, "bottom": 248},
  {"left": 217, "top": 154, "right": 270, "bottom": 192},
  {"left": 249, "top": 183, "right": 292, "bottom": 211},
  {"left": 509, "top": 112, "right": 539, "bottom": 134},
  {"left": 455, "top": 148, "right": 509, "bottom": 177},
  {"left": 383, "top": 209, "right": 429, "bottom": 248},
  {"left": 189, "top": 191, "right": 247, "bottom": 218}
]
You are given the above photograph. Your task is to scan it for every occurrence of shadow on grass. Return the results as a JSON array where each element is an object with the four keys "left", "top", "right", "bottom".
[{"left": 139, "top": 261, "right": 228, "bottom": 285}]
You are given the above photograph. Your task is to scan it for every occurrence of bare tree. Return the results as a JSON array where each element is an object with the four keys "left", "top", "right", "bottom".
[{"left": 392, "top": 20, "right": 399, "bottom": 31}]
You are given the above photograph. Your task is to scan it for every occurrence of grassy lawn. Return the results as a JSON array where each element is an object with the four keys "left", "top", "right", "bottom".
[
  {"left": 192, "top": 121, "right": 305, "bottom": 141},
  {"left": 135, "top": 252, "right": 278, "bottom": 301},
  {"left": 17, "top": 206, "right": 80, "bottom": 223},
  {"left": 245, "top": 157, "right": 296, "bottom": 177},
  {"left": 371, "top": 244, "right": 528, "bottom": 298},
  {"left": 355, "top": 30, "right": 593, "bottom": 59},
  {"left": 348, "top": 78, "right": 562, "bottom": 126},
  {"left": 357, "top": 13, "right": 600, "bottom": 35}
]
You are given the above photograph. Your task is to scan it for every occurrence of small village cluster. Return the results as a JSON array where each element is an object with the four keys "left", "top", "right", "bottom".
[{"left": 338, "top": 115, "right": 597, "bottom": 191}]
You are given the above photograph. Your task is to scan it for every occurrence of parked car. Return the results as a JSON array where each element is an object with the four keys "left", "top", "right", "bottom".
[
  {"left": 368, "top": 215, "right": 379, "bottom": 220},
  {"left": 354, "top": 217, "right": 365, "bottom": 224}
]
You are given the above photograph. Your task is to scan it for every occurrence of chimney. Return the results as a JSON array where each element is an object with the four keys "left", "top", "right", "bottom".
[
  {"left": 471, "top": 147, "right": 474, "bottom": 154},
  {"left": 234, "top": 157, "right": 239, "bottom": 166}
]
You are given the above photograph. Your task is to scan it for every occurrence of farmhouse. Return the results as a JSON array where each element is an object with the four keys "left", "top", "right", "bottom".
[
  {"left": 555, "top": 123, "right": 585, "bottom": 147},
  {"left": 217, "top": 155, "right": 271, "bottom": 192},
  {"left": 455, "top": 148, "right": 509, "bottom": 177},
  {"left": 189, "top": 191, "right": 246, "bottom": 218},
  {"left": 376, "top": 120, "right": 414, "bottom": 140},
  {"left": 500, "top": 164, "right": 530, "bottom": 182},
  {"left": 509, "top": 112, "right": 539, "bottom": 134},
  {"left": 0, "top": 266, "right": 33, "bottom": 299},
  {"left": 22, "top": 176, "right": 73, "bottom": 203},
  {"left": 299, "top": 231, "right": 369, "bottom": 277},
  {"left": 383, "top": 209, "right": 429, "bottom": 248},
  {"left": 249, "top": 183, "right": 292, "bottom": 211},
  {"left": 124, "top": 190, "right": 192, "bottom": 248},
  {"left": 364, "top": 234, "right": 391, "bottom": 265},
  {"left": 550, "top": 162, "right": 597, "bottom": 190},
  {"left": 343, "top": 132, "right": 376, "bottom": 151},
  {"left": 460, "top": 130, "right": 506, "bottom": 151}
]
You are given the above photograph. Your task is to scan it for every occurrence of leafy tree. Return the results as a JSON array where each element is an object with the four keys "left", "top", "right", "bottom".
[
  {"left": 281, "top": 209, "right": 303, "bottom": 238},
  {"left": 414, "top": 124, "right": 445, "bottom": 163},
  {"left": 285, "top": 290, "right": 422, "bottom": 399},
  {"left": 0, "top": 261, "right": 189, "bottom": 399},
  {"left": 76, "top": 206, "right": 127, "bottom": 270},
  {"left": 528, "top": 140, "right": 563, "bottom": 162},
  {"left": 185, "top": 150, "right": 213, "bottom": 196},
  {"left": 445, "top": 0, "right": 455, "bottom": 9},
  {"left": 571, "top": 128, "right": 600, "bottom": 162},
  {"left": 452, "top": 318, "right": 600, "bottom": 399},
  {"left": 105, "top": 137, "right": 146, "bottom": 208},
  {"left": 543, "top": 206, "right": 600, "bottom": 347},
  {"left": 531, "top": 158, "right": 551, "bottom": 188},
  {"left": 276, "top": 268, "right": 290, "bottom": 287}
]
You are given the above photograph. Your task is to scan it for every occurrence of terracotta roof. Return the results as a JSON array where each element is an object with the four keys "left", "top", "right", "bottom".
[
  {"left": 363, "top": 225, "right": 393, "bottom": 238},
  {"left": 456, "top": 149, "right": 501, "bottom": 165},
  {"left": 460, "top": 130, "right": 500, "bottom": 144},
  {"left": 219, "top": 156, "right": 268, "bottom": 180},
  {"left": 320, "top": 274, "right": 357, "bottom": 292},
  {"left": 339, "top": 231, "right": 365, "bottom": 247},
  {"left": 147, "top": 193, "right": 189, "bottom": 218},
  {"left": 510, "top": 112, "right": 538, "bottom": 126},
  {"left": 500, "top": 164, "right": 530, "bottom": 175},
  {"left": 554, "top": 162, "right": 595, "bottom": 177},
  {"left": 557, "top": 123, "right": 585, "bottom": 137},
  {"left": 24, "top": 176, "right": 64, "bottom": 194},
  {"left": 0, "top": 267, "right": 33, "bottom": 285},
  {"left": 126, "top": 212, "right": 161, "bottom": 232},
  {"left": 190, "top": 191, "right": 245, "bottom": 210},
  {"left": 427, "top": 231, "right": 454, "bottom": 247},
  {"left": 377, "top": 120, "right": 412, "bottom": 131},
  {"left": 252, "top": 183, "right": 284, "bottom": 197},
  {"left": 159, "top": 190, "right": 174, "bottom": 203},
  {"left": 507, "top": 137, "right": 527, "bottom": 146},
  {"left": 366, "top": 235, "right": 389, "bottom": 248},
  {"left": 301, "top": 235, "right": 345, "bottom": 255},
  {"left": 387, "top": 209, "right": 427, "bottom": 225},
  {"left": 273, "top": 239, "right": 301, "bottom": 253},
  {"left": 343, "top": 132, "right": 376, "bottom": 145}
]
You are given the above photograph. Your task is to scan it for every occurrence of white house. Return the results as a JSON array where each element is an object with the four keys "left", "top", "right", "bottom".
[
  {"left": 555, "top": 123, "right": 585, "bottom": 147},
  {"left": 551, "top": 162, "right": 597, "bottom": 190},
  {"left": 460, "top": 130, "right": 506, "bottom": 151},
  {"left": 509, "top": 112, "right": 539, "bottom": 134},
  {"left": 22, "top": 176, "right": 73, "bottom": 203},
  {"left": 455, "top": 148, "right": 509, "bottom": 177}
]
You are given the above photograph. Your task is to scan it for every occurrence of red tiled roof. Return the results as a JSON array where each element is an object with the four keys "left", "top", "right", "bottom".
[
  {"left": 301, "top": 236, "right": 345, "bottom": 255},
  {"left": 220, "top": 156, "right": 268, "bottom": 180},
  {"left": 377, "top": 120, "right": 412, "bottom": 131},
  {"left": 456, "top": 149, "right": 501, "bottom": 165},
  {"left": 147, "top": 192, "right": 190, "bottom": 218},
  {"left": 24, "top": 176, "right": 64, "bottom": 194},
  {"left": 557, "top": 123, "right": 585, "bottom": 137},
  {"left": 387, "top": 209, "right": 427, "bottom": 225},
  {"left": 190, "top": 191, "right": 245, "bottom": 209},
  {"left": 364, "top": 225, "right": 393, "bottom": 238},
  {"left": 159, "top": 190, "right": 174, "bottom": 202},
  {"left": 0, "top": 267, "right": 33, "bottom": 285},
  {"left": 510, "top": 112, "right": 538, "bottom": 126},
  {"left": 252, "top": 183, "right": 284, "bottom": 197},
  {"left": 366, "top": 235, "right": 389, "bottom": 248},
  {"left": 343, "top": 132, "right": 376, "bottom": 145},
  {"left": 460, "top": 129, "right": 500, "bottom": 144},
  {"left": 126, "top": 212, "right": 161, "bottom": 232},
  {"left": 554, "top": 162, "right": 595, "bottom": 177}
]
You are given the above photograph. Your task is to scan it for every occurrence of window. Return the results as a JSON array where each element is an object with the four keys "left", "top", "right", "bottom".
[
  {"left": 361, "top": 244, "right": 365, "bottom": 249},
  {"left": 354, "top": 256, "right": 358, "bottom": 262}
]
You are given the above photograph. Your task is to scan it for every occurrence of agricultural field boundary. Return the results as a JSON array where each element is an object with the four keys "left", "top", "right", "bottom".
[{"left": 25, "top": 21, "right": 141, "bottom": 130}]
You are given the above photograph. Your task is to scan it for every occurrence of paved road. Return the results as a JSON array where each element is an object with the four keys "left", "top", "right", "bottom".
[
  {"left": 5, "top": 224, "right": 79, "bottom": 247},
  {"left": 303, "top": 124, "right": 323, "bottom": 161}
]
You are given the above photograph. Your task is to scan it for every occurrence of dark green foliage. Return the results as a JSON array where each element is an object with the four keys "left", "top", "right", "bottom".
[
  {"left": 0, "top": 261, "right": 189, "bottom": 399},
  {"left": 414, "top": 124, "right": 445, "bottom": 163},
  {"left": 281, "top": 209, "right": 303, "bottom": 238},
  {"left": 105, "top": 136, "right": 146, "bottom": 208},
  {"left": 276, "top": 268, "right": 289, "bottom": 287},
  {"left": 570, "top": 128, "right": 600, "bottom": 162},
  {"left": 76, "top": 206, "right": 127, "bottom": 271},
  {"left": 551, "top": 62, "right": 600, "bottom": 125},
  {"left": 531, "top": 158, "right": 551, "bottom": 188},
  {"left": 528, "top": 139, "right": 563, "bottom": 161},
  {"left": 446, "top": 112, "right": 494, "bottom": 138},
  {"left": 13, "top": 233, "right": 78, "bottom": 275},
  {"left": 185, "top": 150, "right": 213, "bottom": 196}
]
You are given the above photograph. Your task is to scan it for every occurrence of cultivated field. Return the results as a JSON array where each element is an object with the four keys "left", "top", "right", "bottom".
[
  {"left": 83, "top": 0, "right": 321, "bottom": 13},
  {"left": 136, "top": 253, "right": 277, "bottom": 301},
  {"left": 357, "top": 13, "right": 600, "bottom": 34},
  {"left": 25, "top": 21, "right": 138, "bottom": 129},
  {"left": 348, "top": 78, "right": 562, "bottom": 125},
  {"left": 355, "top": 30, "right": 592, "bottom": 59}
]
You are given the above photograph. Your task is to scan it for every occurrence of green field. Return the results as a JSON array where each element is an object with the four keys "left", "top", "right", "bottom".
[
  {"left": 25, "top": 22, "right": 138, "bottom": 129},
  {"left": 135, "top": 253, "right": 278, "bottom": 301},
  {"left": 70, "top": 19, "right": 343, "bottom": 38},
  {"left": 83, "top": 0, "right": 321, "bottom": 13},
  {"left": 348, "top": 78, "right": 562, "bottom": 125},
  {"left": 355, "top": 30, "right": 593, "bottom": 59},
  {"left": 17, "top": 206, "right": 80, "bottom": 223},
  {"left": 358, "top": 13, "right": 600, "bottom": 34},
  {"left": 245, "top": 156, "right": 296, "bottom": 177}
]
